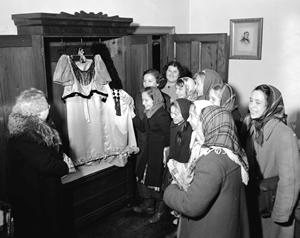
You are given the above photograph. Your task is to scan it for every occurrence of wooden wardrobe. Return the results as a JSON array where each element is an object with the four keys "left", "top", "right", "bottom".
[{"left": 0, "top": 11, "right": 229, "bottom": 229}]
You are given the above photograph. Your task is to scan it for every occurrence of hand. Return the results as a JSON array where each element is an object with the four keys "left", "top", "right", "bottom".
[
  {"left": 129, "top": 106, "right": 136, "bottom": 118},
  {"left": 120, "top": 91, "right": 134, "bottom": 106},
  {"left": 163, "top": 147, "right": 170, "bottom": 166},
  {"left": 63, "top": 153, "right": 76, "bottom": 173}
]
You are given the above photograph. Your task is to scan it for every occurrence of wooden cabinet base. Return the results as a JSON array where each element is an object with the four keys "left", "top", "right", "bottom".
[{"left": 63, "top": 160, "right": 135, "bottom": 230}]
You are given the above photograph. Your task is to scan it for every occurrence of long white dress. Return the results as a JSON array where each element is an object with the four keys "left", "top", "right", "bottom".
[{"left": 53, "top": 54, "right": 138, "bottom": 166}]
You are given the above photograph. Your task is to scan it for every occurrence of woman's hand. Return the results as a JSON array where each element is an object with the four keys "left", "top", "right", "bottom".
[{"left": 63, "top": 153, "right": 76, "bottom": 173}]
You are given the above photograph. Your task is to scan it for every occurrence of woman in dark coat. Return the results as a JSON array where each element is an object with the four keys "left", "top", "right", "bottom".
[
  {"left": 164, "top": 104, "right": 250, "bottom": 238},
  {"left": 131, "top": 87, "right": 171, "bottom": 224},
  {"left": 7, "top": 88, "right": 72, "bottom": 238}
]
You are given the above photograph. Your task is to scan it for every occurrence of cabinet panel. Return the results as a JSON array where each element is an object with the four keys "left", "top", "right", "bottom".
[
  {"left": 124, "top": 35, "right": 153, "bottom": 97},
  {"left": 0, "top": 35, "right": 46, "bottom": 200},
  {"left": 63, "top": 162, "right": 134, "bottom": 229}
]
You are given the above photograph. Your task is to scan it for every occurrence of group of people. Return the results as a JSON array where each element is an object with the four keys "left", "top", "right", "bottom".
[
  {"left": 5, "top": 59, "right": 300, "bottom": 238},
  {"left": 130, "top": 60, "right": 300, "bottom": 238}
]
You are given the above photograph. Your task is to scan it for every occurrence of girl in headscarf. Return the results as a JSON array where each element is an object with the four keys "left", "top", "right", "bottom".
[
  {"left": 164, "top": 104, "right": 250, "bottom": 238},
  {"left": 131, "top": 87, "right": 171, "bottom": 224},
  {"left": 134, "top": 69, "right": 171, "bottom": 175},
  {"left": 175, "top": 77, "right": 198, "bottom": 101},
  {"left": 209, "top": 83, "right": 242, "bottom": 132},
  {"left": 242, "top": 84, "right": 300, "bottom": 238},
  {"left": 163, "top": 100, "right": 209, "bottom": 238},
  {"left": 193, "top": 69, "right": 223, "bottom": 100}
]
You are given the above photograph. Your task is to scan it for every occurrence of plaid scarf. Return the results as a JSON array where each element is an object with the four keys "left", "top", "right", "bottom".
[
  {"left": 200, "top": 105, "right": 249, "bottom": 173},
  {"left": 242, "top": 85, "right": 287, "bottom": 146}
]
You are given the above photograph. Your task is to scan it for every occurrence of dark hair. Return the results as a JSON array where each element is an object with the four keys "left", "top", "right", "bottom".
[
  {"left": 170, "top": 101, "right": 189, "bottom": 145},
  {"left": 91, "top": 43, "right": 123, "bottom": 89},
  {"left": 175, "top": 78, "right": 185, "bottom": 87},
  {"left": 141, "top": 87, "right": 155, "bottom": 100},
  {"left": 143, "top": 69, "right": 164, "bottom": 86},
  {"left": 160, "top": 61, "right": 185, "bottom": 89},
  {"left": 253, "top": 84, "right": 271, "bottom": 107}
]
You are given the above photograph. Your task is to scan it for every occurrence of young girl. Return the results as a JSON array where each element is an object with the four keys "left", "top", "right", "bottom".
[
  {"left": 162, "top": 98, "right": 193, "bottom": 238},
  {"left": 135, "top": 69, "right": 170, "bottom": 120},
  {"left": 242, "top": 84, "right": 300, "bottom": 238},
  {"left": 131, "top": 87, "right": 171, "bottom": 224},
  {"left": 209, "top": 83, "right": 242, "bottom": 132},
  {"left": 175, "top": 77, "right": 198, "bottom": 101},
  {"left": 134, "top": 69, "right": 171, "bottom": 172},
  {"left": 193, "top": 69, "right": 223, "bottom": 100}
]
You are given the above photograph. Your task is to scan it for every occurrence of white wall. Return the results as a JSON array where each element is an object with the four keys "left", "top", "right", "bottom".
[
  {"left": 189, "top": 0, "right": 300, "bottom": 136},
  {"left": 0, "top": 0, "right": 189, "bottom": 35}
]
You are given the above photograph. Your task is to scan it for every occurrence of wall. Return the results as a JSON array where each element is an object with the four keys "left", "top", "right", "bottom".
[
  {"left": 189, "top": 0, "right": 300, "bottom": 136},
  {"left": 0, "top": 0, "right": 189, "bottom": 35}
]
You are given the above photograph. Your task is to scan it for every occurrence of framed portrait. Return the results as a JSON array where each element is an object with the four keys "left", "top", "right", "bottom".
[{"left": 229, "top": 18, "right": 263, "bottom": 60}]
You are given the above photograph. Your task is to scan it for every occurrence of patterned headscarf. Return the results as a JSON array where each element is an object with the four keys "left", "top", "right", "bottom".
[
  {"left": 200, "top": 105, "right": 249, "bottom": 176},
  {"left": 202, "top": 69, "right": 223, "bottom": 100},
  {"left": 215, "top": 83, "right": 238, "bottom": 112},
  {"left": 144, "top": 87, "right": 165, "bottom": 118},
  {"left": 242, "top": 84, "right": 286, "bottom": 146}
]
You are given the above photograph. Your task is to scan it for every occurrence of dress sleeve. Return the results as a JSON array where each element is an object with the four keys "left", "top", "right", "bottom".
[
  {"left": 164, "top": 154, "right": 223, "bottom": 217},
  {"left": 53, "top": 55, "right": 74, "bottom": 86},
  {"left": 272, "top": 128, "right": 300, "bottom": 222},
  {"left": 94, "top": 54, "right": 112, "bottom": 84}
]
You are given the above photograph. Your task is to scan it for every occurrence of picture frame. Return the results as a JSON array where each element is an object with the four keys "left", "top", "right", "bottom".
[{"left": 229, "top": 18, "right": 263, "bottom": 60}]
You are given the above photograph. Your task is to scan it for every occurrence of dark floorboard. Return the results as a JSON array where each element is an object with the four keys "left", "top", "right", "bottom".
[
  {"left": 0, "top": 204, "right": 177, "bottom": 238},
  {"left": 76, "top": 206, "right": 176, "bottom": 238}
]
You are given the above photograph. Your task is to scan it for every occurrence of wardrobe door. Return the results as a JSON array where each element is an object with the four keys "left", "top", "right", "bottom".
[
  {"left": 123, "top": 35, "right": 153, "bottom": 97},
  {"left": 161, "top": 33, "right": 229, "bottom": 82},
  {"left": 0, "top": 34, "right": 46, "bottom": 199}
]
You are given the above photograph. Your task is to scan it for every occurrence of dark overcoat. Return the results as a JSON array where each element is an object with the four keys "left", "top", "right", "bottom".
[
  {"left": 7, "top": 116, "right": 69, "bottom": 238},
  {"left": 133, "top": 106, "right": 171, "bottom": 187},
  {"left": 164, "top": 151, "right": 250, "bottom": 238}
]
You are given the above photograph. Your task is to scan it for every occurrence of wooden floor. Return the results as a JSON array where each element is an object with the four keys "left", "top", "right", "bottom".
[
  {"left": 76, "top": 205, "right": 177, "bottom": 238},
  {"left": 0, "top": 202, "right": 177, "bottom": 238}
]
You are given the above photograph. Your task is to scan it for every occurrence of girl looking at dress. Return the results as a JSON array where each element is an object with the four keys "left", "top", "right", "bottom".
[
  {"left": 208, "top": 83, "right": 242, "bottom": 132},
  {"left": 242, "top": 84, "right": 300, "bottom": 238},
  {"left": 193, "top": 69, "right": 223, "bottom": 100},
  {"left": 175, "top": 77, "right": 198, "bottom": 102},
  {"left": 131, "top": 87, "right": 171, "bottom": 224}
]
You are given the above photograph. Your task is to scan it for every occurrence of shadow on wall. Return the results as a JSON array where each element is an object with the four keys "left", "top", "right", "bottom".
[{"left": 231, "top": 84, "right": 248, "bottom": 120}]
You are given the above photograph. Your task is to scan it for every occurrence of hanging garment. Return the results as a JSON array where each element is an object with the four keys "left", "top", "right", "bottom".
[{"left": 53, "top": 54, "right": 138, "bottom": 166}]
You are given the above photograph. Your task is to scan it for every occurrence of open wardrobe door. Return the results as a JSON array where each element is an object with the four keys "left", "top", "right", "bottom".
[{"left": 161, "top": 33, "right": 229, "bottom": 82}]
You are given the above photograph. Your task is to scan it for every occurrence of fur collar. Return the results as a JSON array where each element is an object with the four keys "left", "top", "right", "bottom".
[{"left": 7, "top": 113, "right": 62, "bottom": 150}]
